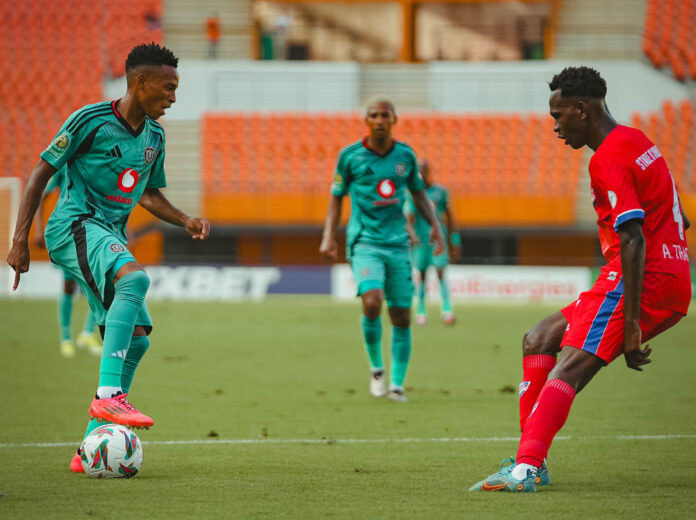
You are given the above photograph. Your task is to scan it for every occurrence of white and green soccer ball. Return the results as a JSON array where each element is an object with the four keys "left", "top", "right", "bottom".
[{"left": 80, "top": 424, "right": 143, "bottom": 478}]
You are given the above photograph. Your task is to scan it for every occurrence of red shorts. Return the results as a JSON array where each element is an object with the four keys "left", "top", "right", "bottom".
[{"left": 560, "top": 270, "right": 687, "bottom": 364}]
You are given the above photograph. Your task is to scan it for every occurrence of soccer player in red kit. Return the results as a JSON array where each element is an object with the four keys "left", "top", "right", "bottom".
[{"left": 470, "top": 66, "right": 691, "bottom": 492}]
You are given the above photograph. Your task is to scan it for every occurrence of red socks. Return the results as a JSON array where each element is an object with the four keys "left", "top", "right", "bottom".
[
  {"left": 517, "top": 378, "right": 576, "bottom": 467},
  {"left": 519, "top": 355, "right": 556, "bottom": 431}
]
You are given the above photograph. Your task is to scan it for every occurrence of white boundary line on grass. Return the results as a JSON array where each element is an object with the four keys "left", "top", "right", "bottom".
[{"left": 1, "top": 433, "right": 695, "bottom": 449}]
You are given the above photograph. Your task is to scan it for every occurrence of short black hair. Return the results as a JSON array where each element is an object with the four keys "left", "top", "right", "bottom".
[
  {"left": 548, "top": 66, "right": 607, "bottom": 98},
  {"left": 125, "top": 42, "right": 178, "bottom": 72}
]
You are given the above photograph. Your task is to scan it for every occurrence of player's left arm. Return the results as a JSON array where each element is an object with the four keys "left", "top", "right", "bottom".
[
  {"left": 618, "top": 219, "right": 650, "bottom": 371},
  {"left": 411, "top": 189, "right": 444, "bottom": 255},
  {"left": 138, "top": 188, "right": 210, "bottom": 240}
]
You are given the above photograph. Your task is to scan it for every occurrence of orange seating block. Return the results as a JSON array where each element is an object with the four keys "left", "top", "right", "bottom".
[{"left": 201, "top": 112, "right": 585, "bottom": 226}]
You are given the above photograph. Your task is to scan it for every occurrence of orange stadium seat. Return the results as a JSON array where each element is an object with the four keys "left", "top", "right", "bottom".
[
  {"left": 633, "top": 99, "right": 696, "bottom": 193},
  {"left": 0, "top": 0, "right": 163, "bottom": 262},
  {"left": 0, "top": 0, "right": 163, "bottom": 185},
  {"left": 643, "top": 0, "right": 696, "bottom": 80},
  {"left": 201, "top": 112, "right": 584, "bottom": 226}
]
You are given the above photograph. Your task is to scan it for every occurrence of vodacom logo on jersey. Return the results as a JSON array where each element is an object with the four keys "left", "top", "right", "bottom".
[
  {"left": 118, "top": 168, "right": 139, "bottom": 193},
  {"left": 107, "top": 168, "right": 139, "bottom": 205},
  {"left": 374, "top": 179, "right": 399, "bottom": 206}
]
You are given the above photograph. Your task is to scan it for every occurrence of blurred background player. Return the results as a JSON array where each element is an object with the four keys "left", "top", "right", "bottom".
[
  {"left": 34, "top": 166, "right": 101, "bottom": 358},
  {"left": 319, "top": 95, "right": 445, "bottom": 402},
  {"left": 6, "top": 43, "right": 211, "bottom": 472},
  {"left": 470, "top": 67, "right": 691, "bottom": 493},
  {"left": 405, "top": 159, "right": 461, "bottom": 326}
]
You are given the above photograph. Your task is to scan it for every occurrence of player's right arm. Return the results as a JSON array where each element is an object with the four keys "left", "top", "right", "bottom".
[
  {"left": 320, "top": 151, "right": 351, "bottom": 260},
  {"left": 7, "top": 159, "right": 57, "bottom": 289},
  {"left": 33, "top": 169, "right": 62, "bottom": 249},
  {"left": 8, "top": 105, "right": 92, "bottom": 288},
  {"left": 319, "top": 194, "right": 343, "bottom": 260}
]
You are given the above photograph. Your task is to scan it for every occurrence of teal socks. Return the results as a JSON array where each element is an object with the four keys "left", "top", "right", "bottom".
[
  {"left": 439, "top": 277, "right": 453, "bottom": 313},
  {"left": 98, "top": 271, "right": 149, "bottom": 397},
  {"left": 121, "top": 335, "right": 150, "bottom": 394},
  {"left": 361, "top": 315, "right": 383, "bottom": 371},
  {"left": 417, "top": 279, "right": 426, "bottom": 315},
  {"left": 58, "top": 292, "right": 73, "bottom": 341},
  {"left": 83, "top": 334, "right": 151, "bottom": 440},
  {"left": 390, "top": 326, "right": 412, "bottom": 389},
  {"left": 362, "top": 319, "right": 412, "bottom": 387},
  {"left": 82, "top": 310, "right": 97, "bottom": 335}
]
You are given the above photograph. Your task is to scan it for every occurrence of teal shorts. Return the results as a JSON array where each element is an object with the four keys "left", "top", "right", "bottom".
[
  {"left": 47, "top": 220, "right": 152, "bottom": 332},
  {"left": 349, "top": 243, "right": 413, "bottom": 308},
  {"left": 411, "top": 243, "right": 450, "bottom": 272}
]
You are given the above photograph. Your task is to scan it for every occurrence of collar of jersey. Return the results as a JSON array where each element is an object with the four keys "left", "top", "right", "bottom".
[
  {"left": 112, "top": 100, "right": 146, "bottom": 137},
  {"left": 362, "top": 137, "right": 396, "bottom": 158}
]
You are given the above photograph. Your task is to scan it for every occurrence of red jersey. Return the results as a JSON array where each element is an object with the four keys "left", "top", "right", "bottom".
[{"left": 588, "top": 125, "right": 690, "bottom": 312}]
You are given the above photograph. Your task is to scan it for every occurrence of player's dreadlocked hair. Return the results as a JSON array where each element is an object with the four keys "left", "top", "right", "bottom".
[
  {"left": 548, "top": 66, "right": 607, "bottom": 99},
  {"left": 125, "top": 42, "right": 178, "bottom": 72}
]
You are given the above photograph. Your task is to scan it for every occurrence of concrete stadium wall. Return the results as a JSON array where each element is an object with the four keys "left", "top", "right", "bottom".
[
  {"left": 429, "top": 60, "right": 691, "bottom": 121},
  {"left": 104, "top": 59, "right": 691, "bottom": 122}
]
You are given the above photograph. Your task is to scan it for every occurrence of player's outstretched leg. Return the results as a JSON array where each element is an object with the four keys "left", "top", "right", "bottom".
[
  {"left": 58, "top": 291, "right": 76, "bottom": 358},
  {"left": 518, "top": 311, "right": 566, "bottom": 431},
  {"left": 471, "top": 347, "right": 602, "bottom": 491},
  {"left": 470, "top": 378, "right": 574, "bottom": 491},
  {"left": 76, "top": 310, "right": 101, "bottom": 356},
  {"left": 89, "top": 270, "right": 153, "bottom": 429}
]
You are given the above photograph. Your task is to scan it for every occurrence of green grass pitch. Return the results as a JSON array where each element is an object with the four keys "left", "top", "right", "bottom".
[{"left": 1, "top": 297, "right": 695, "bottom": 519}]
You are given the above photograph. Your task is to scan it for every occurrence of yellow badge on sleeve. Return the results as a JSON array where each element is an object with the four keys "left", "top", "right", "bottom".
[{"left": 47, "top": 132, "right": 71, "bottom": 158}]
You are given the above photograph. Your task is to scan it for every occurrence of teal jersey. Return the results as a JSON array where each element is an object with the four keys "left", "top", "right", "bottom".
[
  {"left": 332, "top": 139, "right": 425, "bottom": 250},
  {"left": 41, "top": 100, "right": 167, "bottom": 248},
  {"left": 43, "top": 166, "right": 67, "bottom": 195},
  {"left": 405, "top": 184, "right": 450, "bottom": 241}
]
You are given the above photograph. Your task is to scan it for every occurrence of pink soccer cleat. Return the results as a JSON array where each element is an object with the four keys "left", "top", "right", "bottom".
[{"left": 88, "top": 393, "right": 154, "bottom": 429}]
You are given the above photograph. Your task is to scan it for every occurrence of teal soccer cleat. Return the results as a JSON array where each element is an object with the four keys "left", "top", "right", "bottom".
[
  {"left": 536, "top": 460, "right": 552, "bottom": 486},
  {"left": 469, "top": 457, "right": 537, "bottom": 492}
]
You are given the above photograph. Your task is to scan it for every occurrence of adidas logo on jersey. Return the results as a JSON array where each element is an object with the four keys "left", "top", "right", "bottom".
[{"left": 106, "top": 145, "right": 123, "bottom": 158}]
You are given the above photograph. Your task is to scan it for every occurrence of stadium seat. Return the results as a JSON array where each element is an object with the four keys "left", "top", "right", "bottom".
[
  {"left": 200, "top": 112, "right": 584, "bottom": 225},
  {"left": 642, "top": 0, "right": 696, "bottom": 80},
  {"left": 0, "top": 0, "right": 162, "bottom": 184}
]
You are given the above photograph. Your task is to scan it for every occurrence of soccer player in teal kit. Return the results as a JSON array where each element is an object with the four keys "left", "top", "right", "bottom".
[
  {"left": 405, "top": 159, "right": 461, "bottom": 326},
  {"left": 320, "top": 96, "right": 445, "bottom": 402},
  {"left": 7, "top": 43, "right": 210, "bottom": 472}
]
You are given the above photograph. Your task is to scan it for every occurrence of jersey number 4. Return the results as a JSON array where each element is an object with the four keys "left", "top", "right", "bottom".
[{"left": 669, "top": 171, "right": 685, "bottom": 240}]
